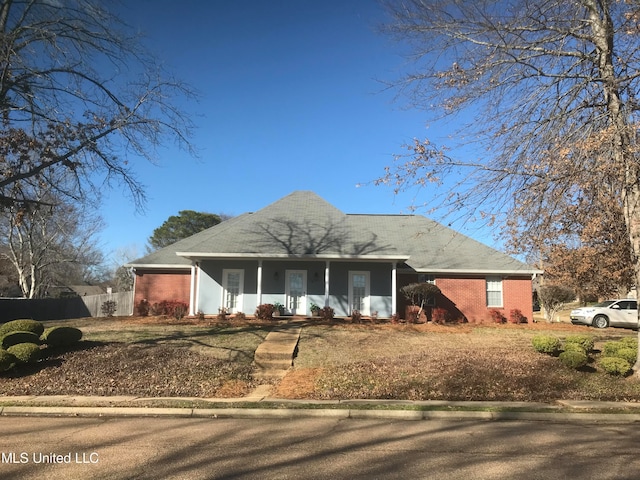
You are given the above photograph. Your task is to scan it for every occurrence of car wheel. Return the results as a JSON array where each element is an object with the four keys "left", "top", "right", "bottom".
[{"left": 593, "top": 315, "right": 609, "bottom": 329}]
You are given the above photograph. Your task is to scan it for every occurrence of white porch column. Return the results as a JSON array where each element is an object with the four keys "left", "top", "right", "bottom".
[
  {"left": 194, "top": 262, "right": 201, "bottom": 315},
  {"left": 257, "top": 260, "right": 263, "bottom": 306},
  {"left": 131, "top": 269, "right": 137, "bottom": 316},
  {"left": 189, "top": 264, "right": 197, "bottom": 316},
  {"left": 324, "top": 261, "right": 330, "bottom": 307},
  {"left": 391, "top": 262, "right": 397, "bottom": 317}
]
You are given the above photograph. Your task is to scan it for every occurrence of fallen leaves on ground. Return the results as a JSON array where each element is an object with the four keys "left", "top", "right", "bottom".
[
  {"left": 1, "top": 319, "right": 639, "bottom": 402},
  {"left": 0, "top": 343, "right": 258, "bottom": 398}
]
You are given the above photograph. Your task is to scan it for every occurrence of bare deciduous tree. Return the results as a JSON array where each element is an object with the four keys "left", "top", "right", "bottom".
[
  {"left": 377, "top": 0, "right": 640, "bottom": 367},
  {"left": 0, "top": 193, "right": 104, "bottom": 298},
  {"left": 0, "top": 0, "right": 196, "bottom": 208},
  {"left": 110, "top": 245, "right": 141, "bottom": 293},
  {"left": 538, "top": 285, "right": 576, "bottom": 323}
]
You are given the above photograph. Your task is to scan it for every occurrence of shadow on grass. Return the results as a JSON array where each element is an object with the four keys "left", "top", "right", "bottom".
[{"left": 127, "top": 324, "right": 274, "bottom": 363}]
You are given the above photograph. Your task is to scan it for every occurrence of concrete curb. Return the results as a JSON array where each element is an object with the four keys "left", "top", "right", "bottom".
[
  {"left": 2, "top": 397, "right": 640, "bottom": 423},
  {"left": 3, "top": 406, "right": 640, "bottom": 423}
]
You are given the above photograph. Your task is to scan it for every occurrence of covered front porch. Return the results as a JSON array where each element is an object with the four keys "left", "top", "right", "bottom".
[{"left": 176, "top": 253, "right": 409, "bottom": 318}]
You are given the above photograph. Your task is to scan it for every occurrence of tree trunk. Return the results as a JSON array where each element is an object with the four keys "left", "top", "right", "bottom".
[
  {"left": 585, "top": 0, "right": 640, "bottom": 372},
  {"left": 626, "top": 185, "right": 640, "bottom": 372}
]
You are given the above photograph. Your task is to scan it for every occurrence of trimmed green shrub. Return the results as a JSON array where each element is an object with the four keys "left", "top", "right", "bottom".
[
  {"left": 599, "top": 356, "right": 632, "bottom": 376},
  {"left": 602, "top": 341, "right": 625, "bottom": 357},
  {"left": 7, "top": 343, "right": 41, "bottom": 364},
  {"left": 619, "top": 337, "right": 638, "bottom": 349},
  {"left": 563, "top": 342, "right": 587, "bottom": 354},
  {"left": 40, "top": 326, "right": 82, "bottom": 347},
  {"left": 564, "top": 335, "right": 594, "bottom": 353},
  {"left": 0, "top": 319, "right": 44, "bottom": 337},
  {"left": 1, "top": 331, "right": 40, "bottom": 349},
  {"left": 0, "top": 350, "right": 16, "bottom": 371},
  {"left": 532, "top": 335, "right": 561, "bottom": 355},
  {"left": 559, "top": 350, "right": 588, "bottom": 369},
  {"left": 602, "top": 340, "right": 638, "bottom": 363},
  {"left": 614, "top": 347, "right": 637, "bottom": 365}
]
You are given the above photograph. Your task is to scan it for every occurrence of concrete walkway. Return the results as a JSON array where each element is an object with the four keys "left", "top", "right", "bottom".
[{"left": 252, "top": 320, "right": 303, "bottom": 382}]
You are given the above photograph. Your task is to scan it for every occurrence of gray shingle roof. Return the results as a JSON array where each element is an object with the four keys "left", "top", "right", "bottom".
[
  {"left": 128, "top": 191, "right": 538, "bottom": 274},
  {"left": 346, "top": 214, "right": 534, "bottom": 273}
]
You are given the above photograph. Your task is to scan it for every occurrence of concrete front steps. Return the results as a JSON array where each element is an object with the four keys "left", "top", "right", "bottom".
[{"left": 253, "top": 322, "right": 302, "bottom": 381}]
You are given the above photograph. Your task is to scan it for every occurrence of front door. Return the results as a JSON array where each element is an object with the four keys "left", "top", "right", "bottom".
[
  {"left": 285, "top": 270, "right": 307, "bottom": 315},
  {"left": 222, "top": 269, "right": 243, "bottom": 314},
  {"left": 349, "top": 271, "right": 370, "bottom": 315}
]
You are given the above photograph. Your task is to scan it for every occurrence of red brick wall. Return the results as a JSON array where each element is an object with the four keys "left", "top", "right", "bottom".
[
  {"left": 133, "top": 269, "right": 191, "bottom": 309},
  {"left": 435, "top": 277, "right": 486, "bottom": 322},
  {"left": 502, "top": 277, "right": 535, "bottom": 322},
  {"left": 436, "top": 275, "right": 534, "bottom": 323}
]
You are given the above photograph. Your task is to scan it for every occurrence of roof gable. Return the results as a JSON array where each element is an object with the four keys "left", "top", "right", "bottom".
[{"left": 180, "top": 191, "right": 399, "bottom": 257}]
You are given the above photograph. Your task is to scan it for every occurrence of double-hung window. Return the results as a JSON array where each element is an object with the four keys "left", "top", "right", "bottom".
[{"left": 486, "top": 277, "right": 503, "bottom": 307}]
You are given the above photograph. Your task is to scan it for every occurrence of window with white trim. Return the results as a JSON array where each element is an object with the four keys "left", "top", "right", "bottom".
[{"left": 486, "top": 277, "right": 503, "bottom": 307}]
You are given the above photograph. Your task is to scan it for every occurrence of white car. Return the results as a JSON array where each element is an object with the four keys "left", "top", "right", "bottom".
[{"left": 570, "top": 299, "right": 638, "bottom": 329}]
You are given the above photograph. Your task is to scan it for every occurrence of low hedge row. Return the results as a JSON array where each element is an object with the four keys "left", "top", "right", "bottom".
[
  {"left": 0, "top": 319, "right": 83, "bottom": 372},
  {"left": 532, "top": 334, "right": 638, "bottom": 376}
]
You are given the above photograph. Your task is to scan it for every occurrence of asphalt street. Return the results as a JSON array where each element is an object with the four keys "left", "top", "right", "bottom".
[{"left": 1, "top": 416, "right": 639, "bottom": 479}]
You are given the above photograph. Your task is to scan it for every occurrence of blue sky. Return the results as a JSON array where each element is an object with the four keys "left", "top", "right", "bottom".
[{"left": 100, "top": 0, "right": 492, "bottom": 263}]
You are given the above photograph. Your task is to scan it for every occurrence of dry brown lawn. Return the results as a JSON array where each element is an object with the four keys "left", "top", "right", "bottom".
[
  {"left": 275, "top": 321, "right": 640, "bottom": 402},
  {"left": 1, "top": 316, "right": 639, "bottom": 402}
]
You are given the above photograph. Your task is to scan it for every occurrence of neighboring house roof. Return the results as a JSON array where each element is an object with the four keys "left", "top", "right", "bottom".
[
  {"left": 72, "top": 285, "right": 106, "bottom": 296},
  {"left": 128, "top": 191, "right": 539, "bottom": 275},
  {"left": 51, "top": 284, "right": 106, "bottom": 296}
]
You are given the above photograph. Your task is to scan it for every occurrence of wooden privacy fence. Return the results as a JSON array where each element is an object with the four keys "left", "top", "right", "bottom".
[
  {"left": 0, "top": 291, "right": 134, "bottom": 322},
  {"left": 79, "top": 291, "right": 134, "bottom": 317}
]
